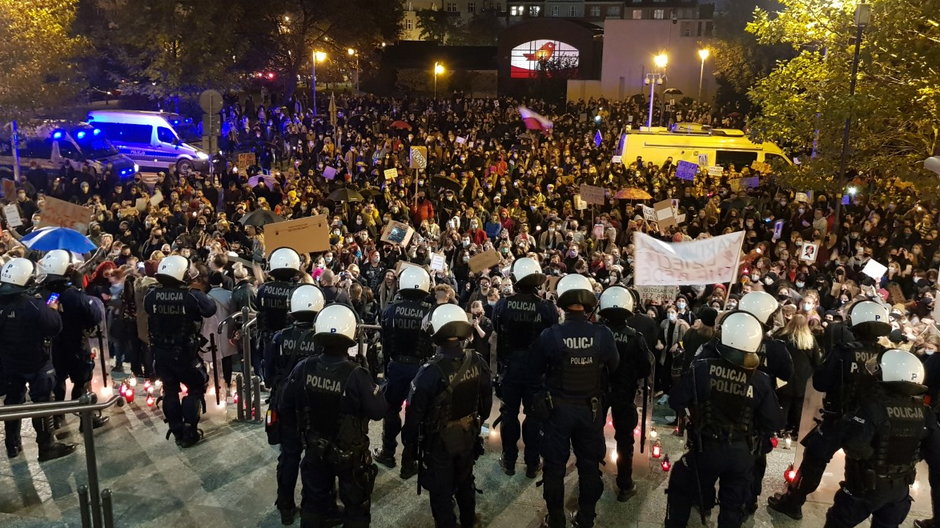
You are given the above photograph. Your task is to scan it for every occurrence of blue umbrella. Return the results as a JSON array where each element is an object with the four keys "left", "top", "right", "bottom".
[{"left": 21, "top": 227, "right": 97, "bottom": 253}]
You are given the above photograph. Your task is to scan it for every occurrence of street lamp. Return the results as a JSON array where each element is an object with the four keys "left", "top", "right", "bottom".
[
  {"left": 834, "top": 2, "right": 871, "bottom": 235},
  {"left": 433, "top": 61, "right": 445, "bottom": 98},
  {"left": 312, "top": 50, "right": 327, "bottom": 116},
  {"left": 697, "top": 48, "right": 711, "bottom": 100},
  {"left": 645, "top": 54, "right": 668, "bottom": 128},
  {"left": 347, "top": 48, "right": 359, "bottom": 93}
]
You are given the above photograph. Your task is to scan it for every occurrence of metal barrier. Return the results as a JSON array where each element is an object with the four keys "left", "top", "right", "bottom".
[
  {"left": 219, "top": 307, "right": 262, "bottom": 423},
  {"left": 0, "top": 393, "right": 124, "bottom": 528},
  {"left": 357, "top": 324, "right": 382, "bottom": 374}
]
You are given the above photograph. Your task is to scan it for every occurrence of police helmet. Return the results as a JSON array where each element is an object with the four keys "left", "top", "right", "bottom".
[
  {"left": 0, "top": 258, "right": 34, "bottom": 287},
  {"left": 269, "top": 247, "right": 301, "bottom": 279},
  {"left": 718, "top": 311, "right": 763, "bottom": 369},
  {"left": 849, "top": 300, "right": 891, "bottom": 338},
  {"left": 398, "top": 266, "right": 431, "bottom": 296},
  {"left": 39, "top": 250, "right": 72, "bottom": 278},
  {"left": 556, "top": 274, "right": 597, "bottom": 310},
  {"left": 313, "top": 304, "right": 358, "bottom": 349},
  {"left": 867, "top": 349, "right": 925, "bottom": 386},
  {"left": 428, "top": 304, "right": 473, "bottom": 344},
  {"left": 511, "top": 257, "right": 546, "bottom": 288},
  {"left": 738, "top": 291, "right": 779, "bottom": 325},
  {"left": 156, "top": 255, "right": 190, "bottom": 284},
  {"left": 289, "top": 284, "right": 325, "bottom": 317},
  {"left": 598, "top": 285, "right": 635, "bottom": 319}
]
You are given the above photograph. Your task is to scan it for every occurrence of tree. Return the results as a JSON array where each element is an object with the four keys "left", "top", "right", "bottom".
[
  {"left": 747, "top": 0, "right": 940, "bottom": 192},
  {"left": 416, "top": 8, "right": 460, "bottom": 44},
  {"left": 0, "top": 0, "right": 85, "bottom": 120},
  {"left": 450, "top": 9, "right": 503, "bottom": 46}
]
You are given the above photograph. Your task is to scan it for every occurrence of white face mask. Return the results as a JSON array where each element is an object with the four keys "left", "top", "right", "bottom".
[
  {"left": 796, "top": 281, "right": 805, "bottom": 288},
  {"left": 676, "top": 301, "right": 687, "bottom": 310},
  {"left": 487, "top": 300, "right": 497, "bottom": 306},
  {"left": 803, "top": 302, "right": 814, "bottom": 312},
  {"left": 667, "top": 313, "right": 677, "bottom": 321}
]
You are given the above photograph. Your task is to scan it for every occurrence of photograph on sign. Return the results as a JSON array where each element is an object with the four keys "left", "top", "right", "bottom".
[
  {"left": 799, "top": 243, "right": 818, "bottom": 263},
  {"left": 380, "top": 220, "right": 415, "bottom": 247},
  {"left": 264, "top": 215, "right": 329, "bottom": 256}
]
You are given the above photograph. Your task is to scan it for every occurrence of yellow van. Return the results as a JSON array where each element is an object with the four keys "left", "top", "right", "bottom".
[{"left": 620, "top": 123, "right": 791, "bottom": 169}]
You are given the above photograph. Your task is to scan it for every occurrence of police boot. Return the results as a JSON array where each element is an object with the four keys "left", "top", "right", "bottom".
[
  {"left": 767, "top": 491, "right": 803, "bottom": 520},
  {"left": 278, "top": 506, "right": 298, "bottom": 525},
  {"left": 79, "top": 412, "right": 110, "bottom": 433},
  {"left": 53, "top": 414, "right": 66, "bottom": 430},
  {"left": 541, "top": 512, "right": 566, "bottom": 528},
  {"left": 499, "top": 457, "right": 516, "bottom": 476},
  {"left": 372, "top": 447, "right": 396, "bottom": 469},
  {"left": 616, "top": 482, "right": 637, "bottom": 502},
  {"left": 5, "top": 419, "right": 22, "bottom": 459},
  {"left": 526, "top": 461, "right": 542, "bottom": 479},
  {"left": 35, "top": 417, "right": 77, "bottom": 462},
  {"left": 399, "top": 456, "right": 418, "bottom": 480},
  {"left": 176, "top": 424, "right": 203, "bottom": 449}
]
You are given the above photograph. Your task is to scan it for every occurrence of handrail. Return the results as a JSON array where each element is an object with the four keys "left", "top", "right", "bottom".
[
  {"left": 359, "top": 324, "right": 381, "bottom": 331},
  {"left": 0, "top": 394, "right": 123, "bottom": 422}
]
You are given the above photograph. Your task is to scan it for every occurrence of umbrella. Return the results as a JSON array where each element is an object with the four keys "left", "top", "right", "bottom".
[
  {"left": 389, "top": 120, "right": 412, "bottom": 130},
  {"left": 239, "top": 209, "right": 284, "bottom": 227},
  {"left": 359, "top": 188, "right": 382, "bottom": 199},
  {"left": 664, "top": 88, "right": 683, "bottom": 96},
  {"left": 615, "top": 188, "right": 652, "bottom": 200},
  {"left": 431, "top": 175, "right": 463, "bottom": 193},
  {"left": 21, "top": 227, "right": 97, "bottom": 253},
  {"left": 248, "top": 174, "right": 276, "bottom": 189},
  {"left": 327, "top": 188, "right": 364, "bottom": 203}
]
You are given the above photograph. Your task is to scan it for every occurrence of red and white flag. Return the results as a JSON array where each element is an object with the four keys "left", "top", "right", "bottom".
[{"left": 518, "top": 106, "right": 553, "bottom": 132}]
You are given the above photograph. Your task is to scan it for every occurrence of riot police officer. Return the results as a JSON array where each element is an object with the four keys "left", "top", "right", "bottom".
[
  {"left": 144, "top": 255, "right": 217, "bottom": 447},
  {"left": 374, "top": 266, "right": 434, "bottom": 476},
  {"left": 666, "top": 311, "right": 784, "bottom": 528},
  {"left": 531, "top": 274, "right": 618, "bottom": 528},
  {"left": 492, "top": 257, "right": 558, "bottom": 477},
  {"left": 0, "top": 258, "right": 76, "bottom": 461},
  {"left": 824, "top": 349, "right": 940, "bottom": 528},
  {"left": 769, "top": 300, "right": 890, "bottom": 519},
  {"left": 402, "top": 304, "right": 492, "bottom": 528},
  {"left": 258, "top": 248, "right": 303, "bottom": 382},
  {"left": 267, "top": 285, "right": 325, "bottom": 525},
  {"left": 278, "top": 304, "right": 387, "bottom": 528},
  {"left": 37, "top": 250, "right": 108, "bottom": 430},
  {"left": 597, "top": 285, "right": 652, "bottom": 502}
]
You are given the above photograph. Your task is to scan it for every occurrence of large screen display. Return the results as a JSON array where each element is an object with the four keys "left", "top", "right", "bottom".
[{"left": 510, "top": 39, "right": 580, "bottom": 79}]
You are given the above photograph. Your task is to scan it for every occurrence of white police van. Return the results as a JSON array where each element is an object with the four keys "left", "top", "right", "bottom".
[
  {"left": 0, "top": 122, "right": 138, "bottom": 179},
  {"left": 86, "top": 110, "right": 209, "bottom": 174}
]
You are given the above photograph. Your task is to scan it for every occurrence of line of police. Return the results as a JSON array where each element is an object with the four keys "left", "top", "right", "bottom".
[{"left": 29, "top": 243, "right": 939, "bottom": 528}]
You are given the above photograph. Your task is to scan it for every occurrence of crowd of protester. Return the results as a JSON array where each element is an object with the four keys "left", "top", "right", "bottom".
[{"left": 6, "top": 95, "right": 940, "bottom": 440}]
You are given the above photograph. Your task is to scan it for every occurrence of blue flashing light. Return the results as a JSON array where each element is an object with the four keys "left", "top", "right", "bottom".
[
  {"left": 172, "top": 120, "right": 179, "bottom": 125},
  {"left": 93, "top": 128, "right": 101, "bottom": 136},
  {"left": 76, "top": 131, "right": 86, "bottom": 139},
  {"left": 52, "top": 131, "right": 63, "bottom": 140},
  {"left": 184, "top": 118, "right": 192, "bottom": 124}
]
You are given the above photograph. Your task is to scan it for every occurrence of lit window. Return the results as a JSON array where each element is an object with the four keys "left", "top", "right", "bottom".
[
  {"left": 632, "top": 9, "right": 643, "bottom": 19},
  {"left": 510, "top": 5, "right": 523, "bottom": 16},
  {"left": 653, "top": 9, "right": 665, "bottom": 19},
  {"left": 590, "top": 6, "right": 601, "bottom": 17},
  {"left": 551, "top": 5, "right": 559, "bottom": 16},
  {"left": 529, "top": 5, "right": 541, "bottom": 16}
]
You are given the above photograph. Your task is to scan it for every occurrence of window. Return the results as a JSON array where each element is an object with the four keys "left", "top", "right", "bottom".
[
  {"left": 528, "top": 5, "right": 540, "bottom": 16},
  {"left": 96, "top": 123, "right": 152, "bottom": 145},
  {"left": 551, "top": 5, "right": 559, "bottom": 16},
  {"left": 590, "top": 6, "right": 600, "bottom": 17},
  {"left": 653, "top": 8, "right": 664, "bottom": 19},
  {"left": 468, "top": 2, "right": 475, "bottom": 13},
  {"left": 157, "top": 127, "right": 177, "bottom": 144},
  {"left": 607, "top": 6, "right": 620, "bottom": 16},
  {"left": 632, "top": 9, "right": 643, "bottom": 19},
  {"left": 406, "top": 1, "right": 413, "bottom": 10},
  {"left": 57, "top": 140, "right": 80, "bottom": 160},
  {"left": 446, "top": 2, "right": 458, "bottom": 12},
  {"left": 25, "top": 139, "right": 52, "bottom": 159},
  {"left": 680, "top": 21, "right": 693, "bottom": 37},
  {"left": 765, "top": 153, "right": 790, "bottom": 168},
  {"left": 510, "top": 5, "right": 523, "bottom": 15},
  {"left": 494, "top": 2, "right": 501, "bottom": 12},
  {"left": 716, "top": 150, "right": 758, "bottom": 168},
  {"left": 569, "top": 5, "right": 578, "bottom": 16},
  {"left": 405, "top": 19, "right": 414, "bottom": 30}
]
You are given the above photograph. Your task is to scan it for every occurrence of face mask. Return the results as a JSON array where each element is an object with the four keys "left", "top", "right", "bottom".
[
  {"left": 750, "top": 274, "right": 760, "bottom": 282},
  {"left": 488, "top": 300, "right": 497, "bottom": 306},
  {"left": 667, "top": 313, "right": 677, "bottom": 321},
  {"left": 676, "top": 301, "right": 687, "bottom": 310},
  {"left": 803, "top": 302, "right": 814, "bottom": 312},
  {"left": 798, "top": 208, "right": 805, "bottom": 214},
  {"left": 325, "top": 257, "right": 333, "bottom": 263},
  {"left": 462, "top": 239, "right": 470, "bottom": 247},
  {"left": 796, "top": 281, "right": 805, "bottom": 288},
  {"left": 463, "top": 255, "right": 470, "bottom": 263},
  {"left": 925, "top": 348, "right": 937, "bottom": 356},
  {"left": 764, "top": 277, "right": 774, "bottom": 285},
  {"left": 727, "top": 301, "right": 737, "bottom": 310}
]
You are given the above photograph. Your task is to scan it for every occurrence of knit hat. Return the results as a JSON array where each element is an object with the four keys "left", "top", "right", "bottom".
[{"left": 699, "top": 307, "right": 718, "bottom": 327}]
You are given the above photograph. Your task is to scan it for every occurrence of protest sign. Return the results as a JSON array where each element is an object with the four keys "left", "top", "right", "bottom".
[
  {"left": 799, "top": 242, "right": 819, "bottom": 264},
  {"left": 150, "top": 191, "right": 164, "bottom": 207},
  {"left": 772, "top": 220, "right": 784, "bottom": 241},
  {"left": 410, "top": 146, "right": 428, "bottom": 169},
  {"left": 611, "top": 155, "right": 622, "bottom": 164},
  {"left": 641, "top": 205, "right": 656, "bottom": 222},
  {"left": 469, "top": 250, "right": 501, "bottom": 273},
  {"left": 430, "top": 253, "right": 446, "bottom": 271},
  {"left": 635, "top": 285, "right": 679, "bottom": 305},
  {"left": 592, "top": 224, "right": 605, "bottom": 239},
  {"left": 322, "top": 166, "right": 337, "bottom": 180},
  {"left": 1, "top": 179, "right": 15, "bottom": 200},
  {"left": 39, "top": 197, "right": 93, "bottom": 233},
  {"left": 698, "top": 154, "right": 708, "bottom": 166},
  {"left": 579, "top": 184, "right": 605, "bottom": 205},
  {"left": 236, "top": 153, "right": 256, "bottom": 170},
  {"left": 707, "top": 166, "right": 723, "bottom": 177},
  {"left": 574, "top": 195, "right": 588, "bottom": 210},
  {"left": 456, "top": 136, "right": 466, "bottom": 144},
  {"left": 633, "top": 231, "right": 745, "bottom": 286},
  {"left": 676, "top": 161, "right": 698, "bottom": 181},
  {"left": 653, "top": 199, "right": 677, "bottom": 229},
  {"left": 383, "top": 168, "right": 398, "bottom": 181},
  {"left": 862, "top": 259, "right": 888, "bottom": 281},
  {"left": 380, "top": 220, "right": 415, "bottom": 247},
  {"left": 263, "top": 215, "right": 329, "bottom": 256},
  {"left": 3, "top": 204, "right": 21, "bottom": 228}
]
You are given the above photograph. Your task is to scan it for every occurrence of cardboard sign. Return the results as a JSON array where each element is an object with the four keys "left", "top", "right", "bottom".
[
  {"left": 1, "top": 179, "right": 15, "bottom": 200},
  {"left": 3, "top": 204, "right": 21, "bottom": 228},
  {"left": 573, "top": 194, "right": 587, "bottom": 211},
  {"left": 794, "top": 192, "right": 809, "bottom": 203},
  {"left": 38, "top": 196, "right": 93, "bottom": 233},
  {"left": 410, "top": 146, "right": 428, "bottom": 169},
  {"left": 456, "top": 136, "right": 466, "bottom": 144},
  {"left": 772, "top": 220, "right": 784, "bottom": 241},
  {"left": 641, "top": 205, "right": 656, "bottom": 222},
  {"left": 468, "top": 250, "right": 501, "bottom": 273},
  {"left": 862, "top": 259, "right": 888, "bottom": 281},
  {"left": 263, "top": 215, "right": 329, "bottom": 256},
  {"left": 633, "top": 231, "right": 745, "bottom": 286},
  {"left": 236, "top": 153, "right": 256, "bottom": 170},
  {"left": 799, "top": 242, "right": 819, "bottom": 264},
  {"left": 654, "top": 198, "right": 677, "bottom": 229},
  {"left": 395, "top": 260, "right": 423, "bottom": 275},
  {"left": 150, "top": 191, "right": 164, "bottom": 207},
  {"left": 635, "top": 285, "right": 679, "bottom": 305},
  {"left": 676, "top": 160, "right": 698, "bottom": 181},
  {"left": 135, "top": 198, "right": 148, "bottom": 212},
  {"left": 707, "top": 166, "right": 723, "bottom": 177},
  {"left": 611, "top": 155, "right": 623, "bottom": 164},
  {"left": 579, "top": 184, "right": 605, "bottom": 205},
  {"left": 322, "top": 166, "right": 337, "bottom": 180},
  {"left": 380, "top": 220, "right": 415, "bottom": 247},
  {"left": 430, "top": 253, "right": 446, "bottom": 272},
  {"left": 383, "top": 168, "right": 398, "bottom": 181}
]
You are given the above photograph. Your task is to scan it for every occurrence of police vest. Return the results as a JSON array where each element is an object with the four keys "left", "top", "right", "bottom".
[
  {"left": 546, "top": 325, "right": 605, "bottom": 399},
  {"left": 257, "top": 280, "right": 294, "bottom": 335},
  {"left": 696, "top": 358, "right": 755, "bottom": 439},
  {"left": 302, "top": 357, "right": 362, "bottom": 447},
  {"left": 827, "top": 341, "right": 883, "bottom": 413},
  {"left": 384, "top": 299, "right": 431, "bottom": 360},
  {"left": 496, "top": 293, "right": 549, "bottom": 358},
  {"left": 275, "top": 324, "right": 318, "bottom": 380},
  {"left": 869, "top": 391, "right": 927, "bottom": 480},
  {"left": 429, "top": 352, "right": 483, "bottom": 431},
  {"left": 148, "top": 287, "right": 200, "bottom": 349},
  {"left": 607, "top": 322, "right": 641, "bottom": 392}
]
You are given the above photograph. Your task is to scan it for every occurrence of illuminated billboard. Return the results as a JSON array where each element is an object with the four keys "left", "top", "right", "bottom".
[{"left": 510, "top": 39, "right": 580, "bottom": 79}]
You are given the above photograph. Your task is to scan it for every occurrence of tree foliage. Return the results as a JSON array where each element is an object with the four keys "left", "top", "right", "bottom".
[
  {"left": 416, "top": 9, "right": 460, "bottom": 44},
  {"left": 746, "top": 0, "right": 940, "bottom": 191},
  {"left": 0, "top": 0, "right": 85, "bottom": 120}
]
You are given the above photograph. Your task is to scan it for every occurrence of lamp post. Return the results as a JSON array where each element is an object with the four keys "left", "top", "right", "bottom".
[
  {"left": 697, "top": 48, "right": 710, "bottom": 101},
  {"left": 645, "top": 53, "right": 668, "bottom": 129},
  {"left": 348, "top": 48, "right": 359, "bottom": 93},
  {"left": 833, "top": 2, "right": 870, "bottom": 236},
  {"left": 433, "top": 61, "right": 445, "bottom": 98},
  {"left": 312, "top": 50, "right": 327, "bottom": 116}
]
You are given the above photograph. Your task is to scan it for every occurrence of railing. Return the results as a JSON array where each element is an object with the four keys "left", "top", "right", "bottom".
[
  {"left": 218, "top": 307, "right": 262, "bottom": 422},
  {"left": 0, "top": 393, "right": 124, "bottom": 528}
]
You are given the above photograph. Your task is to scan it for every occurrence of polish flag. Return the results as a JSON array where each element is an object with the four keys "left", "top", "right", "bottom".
[{"left": 518, "top": 106, "right": 553, "bottom": 133}]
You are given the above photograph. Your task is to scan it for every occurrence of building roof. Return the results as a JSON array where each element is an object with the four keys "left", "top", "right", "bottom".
[{"left": 382, "top": 42, "right": 498, "bottom": 70}]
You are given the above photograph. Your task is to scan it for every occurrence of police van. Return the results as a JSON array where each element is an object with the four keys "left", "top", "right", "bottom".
[
  {"left": 86, "top": 110, "right": 209, "bottom": 174},
  {"left": 620, "top": 123, "right": 791, "bottom": 169},
  {"left": 0, "top": 122, "right": 138, "bottom": 179}
]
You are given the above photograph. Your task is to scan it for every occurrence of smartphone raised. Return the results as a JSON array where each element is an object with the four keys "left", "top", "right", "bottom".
[{"left": 46, "top": 293, "right": 60, "bottom": 306}]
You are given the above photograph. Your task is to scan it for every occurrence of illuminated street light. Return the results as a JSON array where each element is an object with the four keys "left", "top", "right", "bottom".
[
  {"left": 653, "top": 53, "right": 669, "bottom": 69},
  {"left": 312, "top": 51, "right": 328, "bottom": 116},
  {"left": 645, "top": 54, "right": 668, "bottom": 128},
  {"left": 348, "top": 48, "right": 360, "bottom": 92},
  {"left": 698, "top": 48, "right": 711, "bottom": 100},
  {"left": 433, "top": 62, "right": 446, "bottom": 98}
]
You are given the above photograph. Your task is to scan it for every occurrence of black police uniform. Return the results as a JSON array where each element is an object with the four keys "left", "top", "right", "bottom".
[
  {"left": 770, "top": 328, "right": 883, "bottom": 515},
  {"left": 825, "top": 382, "right": 940, "bottom": 528},
  {"left": 531, "top": 311, "right": 619, "bottom": 528},
  {"left": 0, "top": 284, "right": 70, "bottom": 459},
  {"left": 267, "top": 321, "right": 320, "bottom": 516},
  {"left": 601, "top": 317, "right": 652, "bottom": 497},
  {"left": 278, "top": 348, "right": 387, "bottom": 528},
  {"left": 377, "top": 294, "right": 433, "bottom": 463},
  {"left": 666, "top": 342, "right": 784, "bottom": 528},
  {"left": 145, "top": 284, "right": 217, "bottom": 446},
  {"left": 402, "top": 342, "right": 493, "bottom": 528},
  {"left": 257, "top": 278, "right": 295, "bottom": 380},
  {"left": 492, "top": 289, "right": 558, "bottom": 473}
]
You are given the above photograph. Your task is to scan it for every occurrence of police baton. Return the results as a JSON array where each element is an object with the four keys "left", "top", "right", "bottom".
[
  {"left": 96, "top": 325, "right": 109, "bottom": 387},
  {"left": 209, "top": 334, "right": 221, "bottom": 407}
]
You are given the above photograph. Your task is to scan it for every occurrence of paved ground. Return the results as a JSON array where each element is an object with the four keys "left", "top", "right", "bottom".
[{"left": 0, "top": 382, "right": 931, "bottom": 528}]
